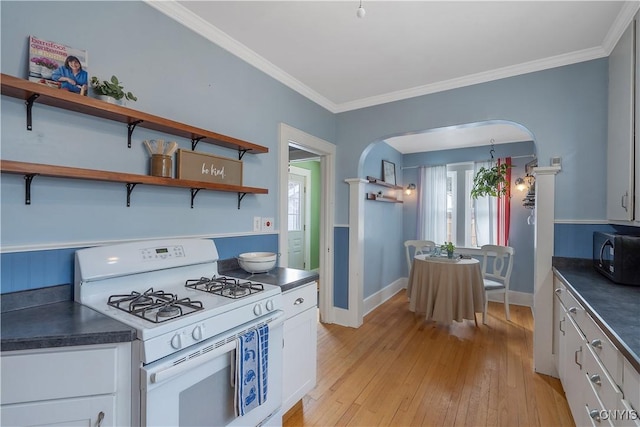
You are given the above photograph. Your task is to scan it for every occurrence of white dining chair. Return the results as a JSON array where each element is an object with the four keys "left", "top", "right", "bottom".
[
  {"left": 404, "top": 240, "right": 437, "bottom": 273},
  {"left": 480, "top": 244, "right": 515, "bottom": 324}
]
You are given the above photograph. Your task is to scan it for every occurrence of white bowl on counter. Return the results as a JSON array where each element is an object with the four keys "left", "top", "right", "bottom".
[{"left": 238, "top": 252, "right": 277, "bottom": 273}]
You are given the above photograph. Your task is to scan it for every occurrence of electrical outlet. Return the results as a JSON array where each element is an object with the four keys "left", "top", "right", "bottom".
[
  {"left": 253, "top": 217, "right": 262, "bottom": 232},
  {"left": 262, "top": 217, "right": 274, "bottom": 232}
]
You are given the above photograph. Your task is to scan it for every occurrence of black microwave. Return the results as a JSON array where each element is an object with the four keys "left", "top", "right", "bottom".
[{"left": 593, "top": 232, "right": 640, "bottom": 285}]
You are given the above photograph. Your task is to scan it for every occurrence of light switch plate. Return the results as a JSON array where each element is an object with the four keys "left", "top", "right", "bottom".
[
  {"left": 253, "top": 217, "right": 261, "bottom": 232},
  {"left": 262, "top": 217, "right": 274, "bottom": 232}
]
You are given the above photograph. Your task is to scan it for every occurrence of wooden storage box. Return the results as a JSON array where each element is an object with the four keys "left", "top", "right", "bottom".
[{"left": 176, "top": 149, "right": 242, "bottom": 185}]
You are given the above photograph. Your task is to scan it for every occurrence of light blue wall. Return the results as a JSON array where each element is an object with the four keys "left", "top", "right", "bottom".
[
  {"left": 1, "top": 1, "right": 335, "bottom": 250},
  {"left": 2, "top": 1, "right": 638, "bottom": 305},
  {"left": 361, "top": 143, "right": 404, "bottom": 298},
  {"left": 334, "top": 60, "right": 609, "bottom": 227}
]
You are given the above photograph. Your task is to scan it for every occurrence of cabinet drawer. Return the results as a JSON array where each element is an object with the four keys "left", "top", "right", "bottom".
[
  {"left": 1, "top": 346, "right": 118, "bottom": 404},
  {"left": 283, "top": 282, "right": 317, "bottom": 319},
  {"left": 584, "top": 383, "right": 615, "bottom": 427},
  {"left": 582, "top": 318, "right": 622, "bottom": 385},
  {"left": 616, "top": 398, "right": 640, "bottom": 427},
  {"left": 585, "top": 345, "right": 623, "bottom": 411}
]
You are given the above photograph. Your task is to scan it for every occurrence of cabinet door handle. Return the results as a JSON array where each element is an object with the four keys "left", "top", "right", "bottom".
[
  {"left": 590, "top": 374, "right": 602, "bottom": 386},
  {"left": 559, "top": 318, "right": 565, "bottom": 335},
  {"left": 591, "top": 339, "right": 602, "bottom": 349},
  {"left": 568, "top": 307, "right": 577, "bottom": 315},
  {"left": 574, "top": 346, "right": 582, "bottom": 369},
  {"left": 589, "top": 409, "right": 601, "bottom": 422},
  {"left": 96, "top": 411, "right": 105, "bottom": 427},
  {"left": 554, "top": 288, "right": 562, "bottom": 295},
  {"left": 294, "top": 297, "right": 304, "bottom": 305},
  {"left": 621, "top": 191, "right": 628, "bottom": 211}
]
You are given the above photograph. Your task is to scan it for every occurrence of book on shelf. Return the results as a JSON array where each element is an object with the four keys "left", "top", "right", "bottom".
[{"left": 28, "top": 35, "right": 89, "bottom": 95}]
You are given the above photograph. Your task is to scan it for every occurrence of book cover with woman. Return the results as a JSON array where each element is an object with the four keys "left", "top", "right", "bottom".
[{"left": 28, "top": 35, "right": 88, "bottom": 95}]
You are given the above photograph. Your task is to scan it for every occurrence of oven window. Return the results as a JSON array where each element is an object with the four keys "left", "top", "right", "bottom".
[{"left": 179, "top": 366, "right": 235, "bottom": 426}]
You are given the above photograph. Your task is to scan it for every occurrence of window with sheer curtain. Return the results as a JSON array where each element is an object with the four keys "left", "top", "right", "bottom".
[{"left": 417, "top": 159, "right": 510, "bottom": 247}]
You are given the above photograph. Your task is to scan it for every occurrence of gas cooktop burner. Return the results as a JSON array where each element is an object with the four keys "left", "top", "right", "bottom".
[
  {"left": 185, "top": 276, "right": 264, "bottom": 299},
  {"left": 107, "top": 288, "right": 204, "bottom": 323}
]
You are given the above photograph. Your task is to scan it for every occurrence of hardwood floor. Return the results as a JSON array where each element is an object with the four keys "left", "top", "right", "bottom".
[{"left": 283, "top": 291, "right": 574, "bottom": 426}]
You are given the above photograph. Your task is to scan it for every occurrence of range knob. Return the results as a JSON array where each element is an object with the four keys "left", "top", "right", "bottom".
[
  {"left": 253, "top": 304, "right": 263, "bottom": 316},
  {"left": 192, "top": 325, "right": 203, "bottom": 341},
  {"left": 170, "top": 332, "right": 183, "bottom": 349},
  {"left": 266, "top": 299, "right": 275, "bottom": 311}
]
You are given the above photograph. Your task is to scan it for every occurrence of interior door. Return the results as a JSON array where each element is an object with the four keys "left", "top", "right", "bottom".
[{"left": 288, "top": 168, "right": 306, "bottom": 269}]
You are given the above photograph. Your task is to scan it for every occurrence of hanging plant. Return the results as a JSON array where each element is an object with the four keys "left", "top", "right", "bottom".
[{"left": 471, "top": 162, "right": 510, "bottom": 199}]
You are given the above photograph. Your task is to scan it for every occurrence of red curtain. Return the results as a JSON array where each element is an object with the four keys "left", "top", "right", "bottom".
[{"left": 497, "top": 157, "right": 511, "bottom": 246}]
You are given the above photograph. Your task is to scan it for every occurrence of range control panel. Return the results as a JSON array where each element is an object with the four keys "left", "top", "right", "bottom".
[{"left": 141, "top": 245, "right": 185, "bottom": 261}]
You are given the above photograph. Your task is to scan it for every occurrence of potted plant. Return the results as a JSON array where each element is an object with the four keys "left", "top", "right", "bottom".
[
  {"left": 470, "top": 163, "right": 510, "bottom": 199},
  {"left": 441, "top": 241, "right": 456, "bottom": 259},
  {"left": 90, "top": 75, "right": 137, "bottom": 105}
]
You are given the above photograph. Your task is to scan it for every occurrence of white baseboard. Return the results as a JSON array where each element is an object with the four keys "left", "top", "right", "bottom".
[
  {"left": 331, "top": 280, "right": 532, "bottom": 329},
  {"left": 488, "top": 289, "right": 533, "bottom": 307},
  {"left": 363, "top": 278, "right": 406, "bottom": 316}
]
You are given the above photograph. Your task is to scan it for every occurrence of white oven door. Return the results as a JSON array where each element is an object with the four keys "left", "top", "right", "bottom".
[{"left": 141, "top": 311, "right": 284, "bottom": 427}]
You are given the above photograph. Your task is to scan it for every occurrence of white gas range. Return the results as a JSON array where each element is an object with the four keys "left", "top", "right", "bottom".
[{"left": 74, "top": 238, "right": 284, "bottom": 427}]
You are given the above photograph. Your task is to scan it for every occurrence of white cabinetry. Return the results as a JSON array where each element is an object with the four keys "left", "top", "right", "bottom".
[
  {"left": 1, "top": 342, "right": 131, "bottom": 426},
  {"left": 553, "top": 276, "right": 640, "bottom": 426},
  {"left": 282, "top": 281, "right": 318, "bottom": 413},
  {"left": 607, "top": 13, "right": 638, "bottom": 222}
]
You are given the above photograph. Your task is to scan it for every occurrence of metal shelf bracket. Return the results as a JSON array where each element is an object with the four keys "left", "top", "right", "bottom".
[
  {"left": 238, "top": 148, "right": 248, "bottom": 160},
  {"left": 126, "top": 183, "right": 137, "bottom": 207},
  {"left": 190, "top": 188, "right": 201, "bottom": 208},
  {"left": 25, "top": 94, "right": 40, "bottom": 131},
  {"left": 127, "top": 120, "right": 144, "bottom": 148},
  {"left": 237, "top": 192, "right": 247, "bottom": 209},
  {"left": 23, "top": 174, "right": 37, "bottom": 204},
  {"left": 191, "top": 137, "right": 205, "bottom": 151}
]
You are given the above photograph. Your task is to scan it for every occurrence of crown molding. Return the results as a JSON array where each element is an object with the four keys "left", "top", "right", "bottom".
[{"left": 145, "top": 0, "right": 636, "bottom": 115}]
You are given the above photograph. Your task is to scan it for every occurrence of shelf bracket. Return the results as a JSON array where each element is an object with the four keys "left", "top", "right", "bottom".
[
  {"left": 238, "top": 148, "right": 248, "bottom": 160},
  {"left": 126, "top": 183, "right": 137, "bottom": 207},
  {"left": 191, "top": 137, "right": 205, "bottom": 151},
  {"left": 23, "top": 174, "right": 37, "bottom": 205},
  {"left": 25, "top": 94, "right": 40, "bottom": 131},
  {"left": 190, "top": 188, "right": 201, "bottom": 208},
  {"left": 237, "top": 192, "right": 247, "bottom": 209},
  {"left": 127, "top": 120, "right": 144, "bottom": 148}
]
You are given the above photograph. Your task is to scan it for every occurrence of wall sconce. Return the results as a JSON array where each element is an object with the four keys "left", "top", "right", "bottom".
[
  {"left": 405, "top": 183, "right": 416, "bottom": 195},
  {"left": 515, "top": 174, "right": 535, "bottom": 192}
]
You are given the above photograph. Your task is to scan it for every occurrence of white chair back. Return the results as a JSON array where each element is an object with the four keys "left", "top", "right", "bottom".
[
  {"left": 480, "top": 244, "right": 515, "bottom": 289},
  {"left": 404, "top": 240, "right": 436, "bottom": 273}
]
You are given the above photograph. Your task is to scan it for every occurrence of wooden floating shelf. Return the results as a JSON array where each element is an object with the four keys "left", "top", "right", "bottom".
[
  {"left": 366, "top": 192, "right": 403, "bottom": 203},
  {"left": 1, "top": 74, "right": 268, "bottom": 156},
  {"left": 1, "top": 160, "right": 267, "bottom": 209},
  {"left": 366, "top": 176, "right": 403, "bottom": 190}
]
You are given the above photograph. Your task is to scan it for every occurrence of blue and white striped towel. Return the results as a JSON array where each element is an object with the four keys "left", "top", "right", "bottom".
[{"left": 235, "top": 324, "right": 269, "bottom": 417}]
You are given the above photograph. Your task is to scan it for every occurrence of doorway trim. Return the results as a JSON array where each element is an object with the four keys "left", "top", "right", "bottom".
[
  {"left": 278, "top": 123, "right": 336, "bottom": 324},
  {"left": 288, "top": 165, "right": 311, "bottom": 270}
]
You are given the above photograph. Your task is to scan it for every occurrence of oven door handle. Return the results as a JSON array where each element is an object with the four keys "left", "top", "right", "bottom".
[{"left": 151, "top": 341, "right": 236, "bottom": 384}]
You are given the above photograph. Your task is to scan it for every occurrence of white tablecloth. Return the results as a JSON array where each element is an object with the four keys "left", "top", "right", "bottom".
[{"left": 407, "top": 255, "right": 484, "bottom": 324}]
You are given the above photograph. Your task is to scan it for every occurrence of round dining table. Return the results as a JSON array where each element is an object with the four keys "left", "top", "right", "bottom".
[{"left": 407, "top": 254, "right": 485, "bottom": 325}]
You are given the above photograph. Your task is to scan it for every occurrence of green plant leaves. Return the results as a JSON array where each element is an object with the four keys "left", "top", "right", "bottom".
[
  {"left": 90, "top": 75, "right": 137, "bottom": 101},
  {"left": 470, "top": 163, "right": 510, "bottom": 199}
]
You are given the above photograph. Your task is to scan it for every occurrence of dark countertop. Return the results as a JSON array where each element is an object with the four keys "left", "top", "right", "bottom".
[
  {"left": 0, "top": 264, "right": 316, "bottom": 351},
  {"left": 552, "top": 258, "right": 640, "bottom": 373},
  {"left": 220, "top": 264, "right": 319, "bottom": 293},
  {"left": 1, "top": 300, "right": 137, "bottom": 352}
]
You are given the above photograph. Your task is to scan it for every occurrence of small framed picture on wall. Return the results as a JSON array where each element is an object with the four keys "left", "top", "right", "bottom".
[{"left": 382, "top": 160, "right": 396, "bottom": 186}]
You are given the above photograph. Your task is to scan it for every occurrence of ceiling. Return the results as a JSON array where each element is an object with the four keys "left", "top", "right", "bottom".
[{"left": 147, "top": 1, "right": 638, "bottom": 153}]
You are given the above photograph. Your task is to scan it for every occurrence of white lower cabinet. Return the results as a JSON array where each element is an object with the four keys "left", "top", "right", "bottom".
[
  {"left": 1, "top": 342, "right": 131, "bottom": 427},
  {"left": 553, "top": 275, "right": 640, "bottom": 426},
  {"left": 282, "top": 281, "right": 318, "bottom": 413}
]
